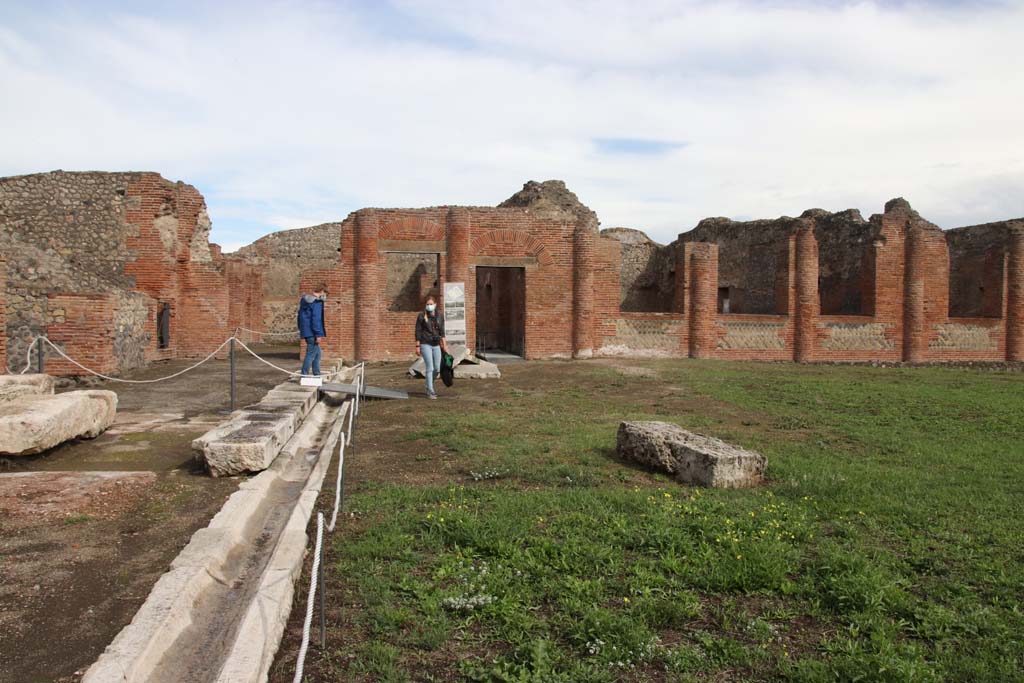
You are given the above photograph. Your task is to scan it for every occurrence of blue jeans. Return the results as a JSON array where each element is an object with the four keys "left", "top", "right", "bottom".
[
  {"left": 302, "top": 337, "right": 322, "bottom": 375},
  {"left": 420, "top": 343, "right": 441, "bottom": 395}
]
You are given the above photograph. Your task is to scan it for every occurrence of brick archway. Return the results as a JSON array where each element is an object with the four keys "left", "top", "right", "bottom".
[{"left": 470, "top": 230, "right": 553, "bottom": 266}]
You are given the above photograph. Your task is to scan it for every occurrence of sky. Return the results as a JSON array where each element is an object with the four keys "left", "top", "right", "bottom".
[{"left": 1, "top": 0, "right": 1022, "bottom": 251}]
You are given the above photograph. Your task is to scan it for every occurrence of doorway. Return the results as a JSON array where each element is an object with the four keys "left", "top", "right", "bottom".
[{"left": 475, "top": 267, "right": 525, "bottom": 358}]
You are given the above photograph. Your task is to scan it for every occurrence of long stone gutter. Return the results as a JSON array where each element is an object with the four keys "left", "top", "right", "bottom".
[{"left": 83, "top": 367, "right": 356, "bottom": 683}]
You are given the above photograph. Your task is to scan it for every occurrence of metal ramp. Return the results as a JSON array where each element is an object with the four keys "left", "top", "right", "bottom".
[{"left": 320, "top": 382, "right": 409, "bottom": 400}]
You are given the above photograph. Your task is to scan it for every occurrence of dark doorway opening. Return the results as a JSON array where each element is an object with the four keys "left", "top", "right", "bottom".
[
  {"left": 475, "top": 267, "right": 525, "bottom": 358},
  {"left": 718, "top": 287, "right": 731, "bottom": 314},
  {"left": 157, "top": 302, "right": 171, "bottom": 349}
]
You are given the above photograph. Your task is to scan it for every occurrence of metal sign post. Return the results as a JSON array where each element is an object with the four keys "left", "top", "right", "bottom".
[{"left": 229, "top": 337, "right": 236, "bottom": 412}]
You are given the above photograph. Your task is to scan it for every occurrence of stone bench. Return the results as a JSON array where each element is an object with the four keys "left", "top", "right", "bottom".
[{"left": 616, "top": 421, "right": 766, "bottom": 488}]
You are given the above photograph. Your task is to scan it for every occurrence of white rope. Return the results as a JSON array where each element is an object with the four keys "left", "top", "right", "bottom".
[
  {"left": 35, "top": 336, "right": 233, "bottom": 384},
  {"left": 235, "top": 326, "right": 300, "bottom": 338},
  {"left": 20, "top": 340, "right": 36, "bottom": 374},
  {"left": 293, "top": 512, "right": 325, "bottom": 683},
  {"left": 327, "top": 436, "right": 346, "bottom": 532},
  {"left": 233, "top": 338, "right": 306, "bottom": 377}
]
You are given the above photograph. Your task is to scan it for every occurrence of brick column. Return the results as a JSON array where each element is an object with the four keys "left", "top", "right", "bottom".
[
  {"left": 354, "top": 209, "right": 381, "bottom": 361},
  {"left": 1007, "top": 224, "right": 1024, "bottom": 361},
  {"left": 572, "top": 225, "right": 596, "bottom": 358},
  {"left": 446, "top": 207, "right": 473, "bottom": 351},
  {"left": 794, "top": 221, "right": 819, "bottom": 362},
  {"left": 903, "top": 224, "right": 927, "bottom": 363},
  {"left": 672, "top": 243, "right": 688, "bottom": 314},
  {"left": 688, "top": 243, "right": 718, "bottom": 358}
]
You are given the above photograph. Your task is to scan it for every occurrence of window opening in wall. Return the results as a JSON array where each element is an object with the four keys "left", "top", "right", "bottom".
[
  {"left": 386, "top": 252, "right": 441, "bottom": 311},
  {"left": 718, "top": 287, "right": 731, "bottom": 314},
  {"left": 947, "top": 248, "right": 1003, "bottom": 318},
  {"left": 157, "top": 302, "right": 171, "bottom": 349},
  {"left": 475, "top": 267, "right": 525, "bottom": 358}
]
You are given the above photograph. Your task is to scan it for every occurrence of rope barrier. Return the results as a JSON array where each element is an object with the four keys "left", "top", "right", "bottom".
[
  {"left": 327, "top": 435, "right": 346, "bottom": 532},
  {"left": 19, "top": 340, "right": 35, "bottom": 375},
  {"left": 233, "top": 338, "right": 308, "bottom": 377},
  {"left": 293, "top": 512, "right": 325, "bottom": 683},
  {"left": 234, "top": 326, "right": 301, "bottom": 339},
  {"left": 31, "top": 336, "right": 234, "bottom": 384}
]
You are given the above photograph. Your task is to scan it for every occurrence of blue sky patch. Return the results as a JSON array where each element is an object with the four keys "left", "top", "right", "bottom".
[{"left": 593, "top": 138, "right": 688, "bottom": 156}]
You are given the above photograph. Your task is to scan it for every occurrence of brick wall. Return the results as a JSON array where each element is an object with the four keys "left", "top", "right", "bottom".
[
  {"left": 1, "top": 171, "right": 264, "bottom": 375},
  {"left": 45, "top": 293, "right": 119, "bottom": 375},
  {"left": 5, "top": 169, "right": 1022, "bottom": 372}
]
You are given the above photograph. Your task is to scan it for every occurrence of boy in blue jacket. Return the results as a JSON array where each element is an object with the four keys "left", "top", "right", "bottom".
[{"left": 297, "top": 285, "right": 327, "bottom": 376}]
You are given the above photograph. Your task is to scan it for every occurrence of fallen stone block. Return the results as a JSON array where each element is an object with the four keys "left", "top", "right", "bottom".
[
  {"left": 616, "top": 421, "right": 765, "bottom": 488},
  {"left": 0, "top": 390, "right": 117, "bottom": 456},
  {"left": 408, "top": 345, "right": 478, "bottom": 377},
  {"left": 455, "top": 360, "right": 501, "bottom": 379},
  {"left": 0, "top": 373, "right": 55, "bottom": 401}
]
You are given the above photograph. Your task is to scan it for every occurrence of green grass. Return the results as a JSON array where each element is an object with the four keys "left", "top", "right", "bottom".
[{"left": 318, "top": 361, "right": 1024, "bottom": 682}]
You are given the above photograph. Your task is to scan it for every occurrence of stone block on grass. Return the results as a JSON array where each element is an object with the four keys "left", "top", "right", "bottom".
[{"left": 616, "top": 421, "right": 765, "bottom": 488}]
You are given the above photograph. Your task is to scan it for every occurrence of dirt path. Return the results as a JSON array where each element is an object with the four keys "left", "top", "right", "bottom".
[{"left": 0, "top": 344, "right": 301, "bottom": 683}]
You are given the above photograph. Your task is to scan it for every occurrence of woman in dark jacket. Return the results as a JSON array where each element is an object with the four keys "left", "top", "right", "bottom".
[{"left": 414, "top": 295, "right": 447, "bottom": 399}]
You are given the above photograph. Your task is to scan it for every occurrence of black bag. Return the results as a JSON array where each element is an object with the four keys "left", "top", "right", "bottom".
[{"left": 440, "top": 352, "right": 455, "bottom": 387}]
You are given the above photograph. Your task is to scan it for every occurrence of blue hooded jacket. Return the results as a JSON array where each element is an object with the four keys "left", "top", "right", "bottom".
[{"left": 297, "top": 294, "right": 326, "bottom": 339}]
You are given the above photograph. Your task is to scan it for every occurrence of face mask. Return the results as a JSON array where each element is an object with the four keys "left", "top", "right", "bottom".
[{"left": 426, "top": 304, "right": 436, "bottom": 313}]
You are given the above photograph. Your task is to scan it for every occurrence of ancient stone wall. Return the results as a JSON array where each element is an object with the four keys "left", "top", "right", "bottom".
[
  {"left": 0, "top": 259, "right": 6, "bottom": 372},
  {"left": 676, "top": 209, "right": 874, "bottom": 315},
  {"left": 601, "top": 228, "right": 675, "bottom": 312},
  {"left": 945, "top": 219, "right": 1016, "bottom": 318},
  {"left": 234, "top": 222, "right": 342, "bottom": 338},
  {"left": 0, "top": 171, "right": 262, "bottom": 375}
]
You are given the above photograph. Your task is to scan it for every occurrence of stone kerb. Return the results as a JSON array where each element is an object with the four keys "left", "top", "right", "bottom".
[
  {"left": 194, "top": 381, "right": 318, "bottom": 477},
  {"left": 616, "top": 421, "right": 766, "bottom": 488}
]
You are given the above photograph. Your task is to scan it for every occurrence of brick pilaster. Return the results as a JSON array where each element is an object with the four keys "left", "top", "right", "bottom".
[
  {"left": 1007, "top": 224, "right": 1024, "bottom": 361},
  {"left": 688, "top": 243, "right": 718, "bottom": 358},
  {"left": 794, "top": 220, "right": 819, "bottom": 362},
  {"left": 354, "top": 209, "right": 381, "bottom": 360},
  {"left": 572, "top": 225, "right": 596, "bottom": 358},
  {"left": 903, "top": 224, "right": 928, "bottom": 363}
]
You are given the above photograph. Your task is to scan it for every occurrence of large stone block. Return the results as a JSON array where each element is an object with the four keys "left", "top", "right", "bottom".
[
  {"left": 193, "top": 415, "right": 295, "bottom": 478},
  {"left": 454, "top": 360, "right": 501, "bottom": 379},
  {"left": 616, "top": 421, "right": 765, "bottom": 488},
  {"left": 407, "top": 345, "right": 476, "bottom": 378},
  {"left": 0, "top": 373, "right": 56, "bottom": 401},
  {"left": 0, "top": 389, "right": 117, "bottom": 456}
]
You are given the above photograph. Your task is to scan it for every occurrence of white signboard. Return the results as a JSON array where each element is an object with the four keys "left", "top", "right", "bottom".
[{"left": 443, "top": 281, "right": 467, "bottom": 347}]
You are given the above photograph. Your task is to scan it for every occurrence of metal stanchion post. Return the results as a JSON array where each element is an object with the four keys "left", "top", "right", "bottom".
[
  {"left": 36, "top": 337, "right": 44, "bottom": 374},
  {"left": 229, "top": 337, "right": 236, "bottom": 412}
]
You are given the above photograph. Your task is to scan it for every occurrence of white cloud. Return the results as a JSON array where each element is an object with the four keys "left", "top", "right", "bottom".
[{"left": 0, "top": 0, "right": 1022, "bottom": 246}]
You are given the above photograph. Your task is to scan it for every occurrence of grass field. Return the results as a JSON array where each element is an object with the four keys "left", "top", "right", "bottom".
[{"left": 272, "top": 359, "right": 1024, "bottom": 683}]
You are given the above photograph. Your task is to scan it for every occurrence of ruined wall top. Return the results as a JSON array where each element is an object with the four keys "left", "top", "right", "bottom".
[
  {"left": 233, "top": 221, "right": 344, "bottom": 262},
  {"left": 498, "top": 180, "right": 600, "bottom": 231}
]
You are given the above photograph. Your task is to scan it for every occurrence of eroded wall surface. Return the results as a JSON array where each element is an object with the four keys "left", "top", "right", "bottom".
[{"left": 1, "top": 171, "right": 262, "bottom": 375}]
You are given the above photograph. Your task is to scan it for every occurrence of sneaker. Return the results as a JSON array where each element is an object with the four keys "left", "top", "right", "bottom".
[{"left": 428, "top": 392, "right": 438, "bottom": 400}]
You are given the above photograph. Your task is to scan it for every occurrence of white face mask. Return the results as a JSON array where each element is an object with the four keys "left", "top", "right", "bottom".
[{"left": 426, "top": 303, "right": 436, "bottom": 313}]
